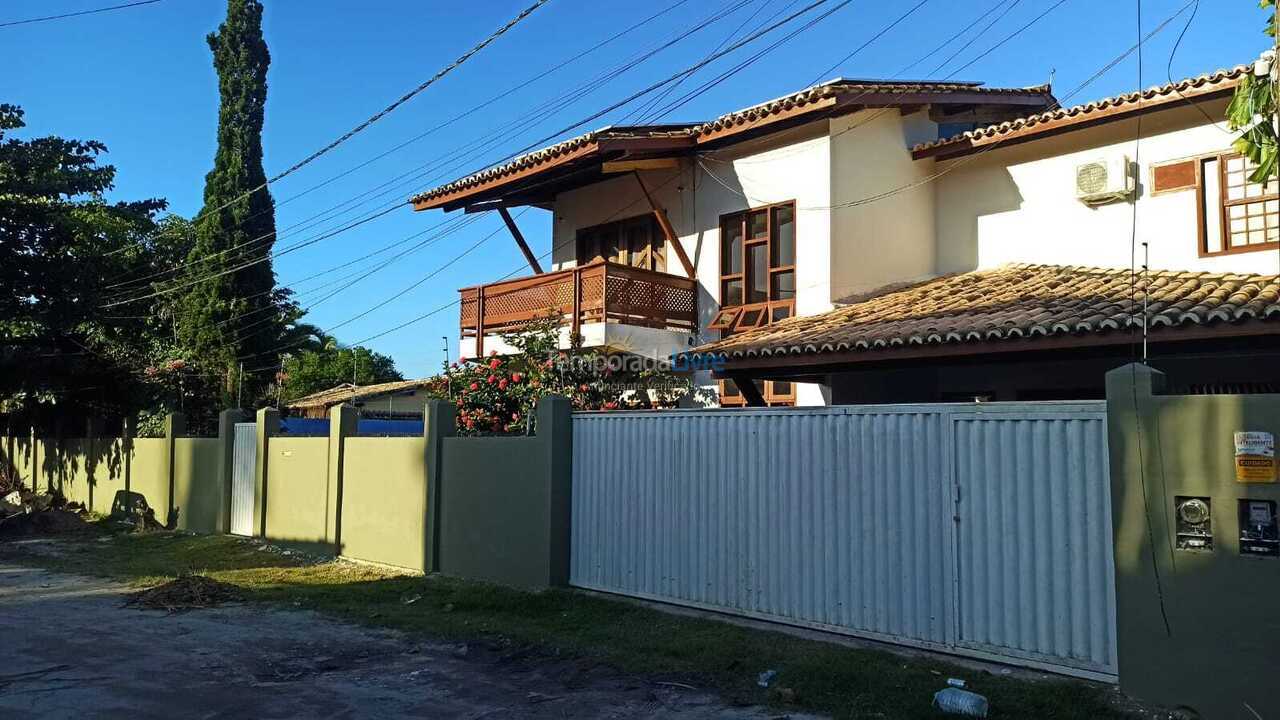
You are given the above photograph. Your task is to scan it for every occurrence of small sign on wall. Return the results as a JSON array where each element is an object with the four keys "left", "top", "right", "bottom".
[{"left": 1234, "top": 431, "right": 1276, "bottom": 483}]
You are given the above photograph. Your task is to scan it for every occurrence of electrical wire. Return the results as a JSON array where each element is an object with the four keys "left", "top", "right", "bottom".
[
  {"left": 102, "top": 0, "right": 755, "bottom": 301},
  {"left": 103, "top": 0, "right": 552, "bottom": 258},
  {"left": 804, "top": 0, "right": 932, "bottom": 87},
  {"left": 0, "top": 0, "right": 160, "bottom": 28}
]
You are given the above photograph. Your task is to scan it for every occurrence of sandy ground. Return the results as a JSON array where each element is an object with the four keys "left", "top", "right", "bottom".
[{"left": 0, "top": 559, "right": 817, "bottom": 719}]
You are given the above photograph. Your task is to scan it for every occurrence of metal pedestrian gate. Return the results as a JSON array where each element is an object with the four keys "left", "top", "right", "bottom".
[
  {"left": 230, "top": 422, "right": 256, "bottom": 537},
  {"left": 569, "top": 402, "right": 1116, "bottom": 680}
]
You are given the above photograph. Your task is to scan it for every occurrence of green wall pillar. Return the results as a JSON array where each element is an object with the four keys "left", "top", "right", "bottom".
[
  {"left": 254, "top": 408, "right": 279, "bottom": 537},
  {"left": 422, "top": 399, "right": 456, "bottom": 574},
  {"left": 216, "top": 409, "right": 250, "bottom": 534},
  {"left": 1107, "top": 363, "right": 1280, "bottom": 719},
  {"left": 326, "top": 403, "right": 358, "bottom": 553}
]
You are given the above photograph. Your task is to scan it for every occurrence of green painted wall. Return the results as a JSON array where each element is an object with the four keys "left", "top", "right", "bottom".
[
  {"left": 128, "top": 438, "right": 169, "bottom": 517},
  {"left": 436, "top": 397, "right": 572, "bottom": 589},
  {"left": 57, "top": 438, "right": 93, "bottom": 506},
  {"left": 263, "top": 437, "right": 330, "bottom": 545},
  {"left": 1, "top": 436, "right": 37, "bottom": 490},
  {"left": 340, "top": 437, "right": 427, "bottom": 571},
  {"left": 88, "top": 438, "right": 127, "bottom": 516},
  {"left": 172, "top": 437, "right": 222, "bottom": 533},
  {"left": 1107, "top": 365, "right": 1280, "bottom": 719}
]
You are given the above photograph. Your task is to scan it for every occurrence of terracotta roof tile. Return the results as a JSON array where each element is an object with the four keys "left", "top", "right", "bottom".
[
  {"left": 286, "top": 378, "right": 444, "bottom": 410},
  {"left": 411, "top": 80, "right": 1052, "bottom": 206},
  {"left": 689, "top": 264, "right": 1280, "bottom": 362},
  {"left": 912, "top": 65, "right": 1249, "bottom": 157}
]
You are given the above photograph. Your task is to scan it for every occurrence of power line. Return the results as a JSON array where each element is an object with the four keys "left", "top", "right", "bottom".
[
  {"left": 102, "top": 0, "right": 741, "bottom": 299},
  {"left": 0, "top": 0, "right": 160, "bottom": 28},
  {"left": 104, "top": 0, "right": 552, "bottom": 258},
  {"left": 805, "top": 0, "right": 933, "bottom": 87}
]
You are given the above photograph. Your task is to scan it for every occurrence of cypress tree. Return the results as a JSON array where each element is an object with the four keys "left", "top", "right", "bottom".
[{"left": 177, "top": 0, "right": 279, "bottom": 409}]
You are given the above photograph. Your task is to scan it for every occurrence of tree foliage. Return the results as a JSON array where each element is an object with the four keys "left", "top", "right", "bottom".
[
  {"left": 280, "top": 337, "right": 403, "bottom": 402},
  {"left": 175, "top": 0, "right": 288, "bottom": 413},
  {"left": 1228, "top": 1, "right": 1279, "bottom": 184},
  {"left": 0, "top": 103, "right": 183, "bottom": 428}
]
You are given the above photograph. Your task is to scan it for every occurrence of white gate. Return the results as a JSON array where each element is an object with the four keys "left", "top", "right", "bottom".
[
  {"left": 230, "top": 422, "right": 256, "bottom": 537},
  {"left": 569, "top": 402, "right": 1116, "bottom": 680}
]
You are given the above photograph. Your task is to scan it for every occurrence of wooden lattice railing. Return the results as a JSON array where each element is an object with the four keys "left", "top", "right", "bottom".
[{"left": 459, "top": 260, "right": 696, "bottom": 353}]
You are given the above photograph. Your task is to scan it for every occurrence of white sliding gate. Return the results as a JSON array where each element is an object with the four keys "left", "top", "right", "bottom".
[{"left": 569, "top": 402, "right": 1117, "bottom": 680}]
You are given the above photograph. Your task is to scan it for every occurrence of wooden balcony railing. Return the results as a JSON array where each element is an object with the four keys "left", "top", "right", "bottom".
[{"left": 459, "top": 260, "right": 697, "bottom": 353}]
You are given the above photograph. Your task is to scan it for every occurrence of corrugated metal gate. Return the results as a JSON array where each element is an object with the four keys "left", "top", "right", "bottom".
[
  {"left": 230, "top": 422, "right": 256, "bottom": 537},
  {"left": 569, "top": 403, "right": 1116, "bottom": 680}
]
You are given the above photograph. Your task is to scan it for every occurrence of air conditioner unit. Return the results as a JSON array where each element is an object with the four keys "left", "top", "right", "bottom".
[{"left": 1075, "top": 156, "right": 1135, "bottom": 205}]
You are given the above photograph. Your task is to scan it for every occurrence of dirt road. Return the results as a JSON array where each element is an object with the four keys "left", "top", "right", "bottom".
[{"left": 0, "top": 559, "right": 813, "bottom": 719}]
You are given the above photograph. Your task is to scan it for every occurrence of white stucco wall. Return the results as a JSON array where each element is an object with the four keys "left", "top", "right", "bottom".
[
  {"left": 934, "top": 100, "right": 1275, "bottom": 276},
  {"left": 829, "top": 109, "right": 939, "bottom": 300}
]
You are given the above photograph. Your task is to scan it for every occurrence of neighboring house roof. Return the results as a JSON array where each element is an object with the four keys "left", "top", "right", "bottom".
[
  {"left": 912, "top": 64, "right": 1250, "bottom": 160},
  {"left": 688, "top": 264, "right": 1280, "bottom": 366},
  {"left": 411, "top": 79, "right": 1054, "bottom": 211},
  {"left": 286, "top": 378, "right": 443, "bottom": 411}
]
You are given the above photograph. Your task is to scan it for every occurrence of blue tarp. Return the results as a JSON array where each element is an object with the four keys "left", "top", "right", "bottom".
[{"left": 278, "top": 417, "right": 423, "bottom": 437}]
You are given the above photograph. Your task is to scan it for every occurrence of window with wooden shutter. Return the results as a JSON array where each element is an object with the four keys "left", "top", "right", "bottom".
[{"left": 1199, "top": 152, "right": 1279, "bottom": 257}]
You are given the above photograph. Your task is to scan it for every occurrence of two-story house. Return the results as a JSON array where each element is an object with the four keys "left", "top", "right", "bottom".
[{"left": 412, "top": 61, "right": 1280, "bottom": 406}]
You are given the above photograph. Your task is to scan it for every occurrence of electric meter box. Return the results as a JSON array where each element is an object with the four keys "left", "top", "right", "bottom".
[{"left": 1107, "top": 365, "right": 1280, "bottom": 720}]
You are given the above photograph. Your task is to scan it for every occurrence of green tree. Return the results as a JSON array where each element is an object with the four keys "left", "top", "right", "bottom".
[
  {"left": 280, "top": 340, "right": 404, "bottom": 402},
  {"left": 0, "top": 103, "right": 181, "bottom": 428},
  {"left": 1228, "top": 1, "right": 1279, "bottom": 184},
  {"left": 176, "top": 0, "right": 284, "bottom": 411}
]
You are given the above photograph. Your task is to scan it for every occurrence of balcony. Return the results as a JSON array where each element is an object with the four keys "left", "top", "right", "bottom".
[{"left": 458, "top": 260, "right": 697, "bottom": 360}]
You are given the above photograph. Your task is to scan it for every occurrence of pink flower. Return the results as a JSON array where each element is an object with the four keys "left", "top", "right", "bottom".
[
  {"left": 465, "top": 419, "right": 475, "bottom": 430},
  {"left": 498, "top": 379, "right": 508, "bottom": 390},
  {"left": 487, "top": 375, "right": 497, "bottom": 385},
  {"left": 579, "top": 384, "right": 589, "bottom": 393},
  {"left": 489, "top": 349, "right": 498, "bottom": 357},
  {"left": 510, "top": 372, "right": 522, "bottom": 383},
  {"left": 512, "top": 412, "right": 520, "bottom": 421},
  {"left": 489, "top": 358, "right": 501, "bottom": 370},
  {"left": 469, "top": 382, "right": 479, "bottom": 391}
]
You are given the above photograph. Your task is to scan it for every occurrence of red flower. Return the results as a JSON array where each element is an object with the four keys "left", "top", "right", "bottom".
[
  {"left": 510, "top": 372, "right": 522, "bottom": 383},
  {"left": 604, "top": 401, "right": 618, "bottom": 410},
  {"left": 543, "top": 359, "right": 554, "bottom": 369},
  {"left": 465, "top": 419, "right": 476, "bottom": 430},
  {"left": 498, "top": 379, "right": 508, "bottom": 390},
  {"left": 451, "top": 362, "right": 459, "bottom": 369},
  {"left": 469, "top": 382, "right": 479, "bottom": 391},
  {"left": 489, "top": 349, "right": 498, "bottom": 357},
  {"left": 489, "top": 358, "right": 501, "bottom": 370},
  {"left": 487, "top": 375, "right": 497, "bottom": 384},
  {"left": 455, "top": 399, "right": 463, "bottom": 407},
  {"left": 512, "top": 412, "right": 520, "bottom": 421},
  {"left": 579, "top": 384, "right": 589, "bottom": 392}
]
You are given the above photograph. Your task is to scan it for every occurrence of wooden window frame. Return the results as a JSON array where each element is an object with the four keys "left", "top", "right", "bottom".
[
  {"left": 716, "top": 200, "right": 797, "bottom": 407},
  {"left": 575, "top": 213, "right": 667, "bottom": 271},
  {"left": 1198, "top": 151, "right": 1280, "bottom": 258}
]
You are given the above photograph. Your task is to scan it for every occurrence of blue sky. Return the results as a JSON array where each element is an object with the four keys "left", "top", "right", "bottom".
[{"left": 2, "top": 0, "right": 1265, "bottom": 378}]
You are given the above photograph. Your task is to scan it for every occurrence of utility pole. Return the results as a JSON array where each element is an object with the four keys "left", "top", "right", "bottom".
[
  {"left": 237, "top": 362, "right": 243, "bottom": 408},
  {"left": 442, "top": 336, "right": 449, "bottom": 372}
]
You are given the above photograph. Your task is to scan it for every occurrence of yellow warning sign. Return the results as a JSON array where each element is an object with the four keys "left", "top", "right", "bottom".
[{"left": 1235, "top": 431, "right": 1276, "bottom": 483}]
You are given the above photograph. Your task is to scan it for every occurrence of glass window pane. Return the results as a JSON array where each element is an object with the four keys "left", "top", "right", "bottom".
[
  {"left": 771, "top": 205, "right": 795, "bottom": 267},
  {"left": 771, "top": 304, "right": 793, "bottom": 323},
  {"left": 770, "top": 271, "right": 795, "bottom": 301},
  {"left": 771, "top": 380, "right": 792, "bottom": 396},
  {"left": 722, "top": 380, "right": 741, "bottom": 397},
  {"left": 721, "top": 220, "right": 743, "bottom": 274},
  {"left": 737, "top": 307, "right": 765, "bottom": 328},
  {"left": 748, "top": 211, "right": 768, "bottom": 239},
  {"left": 747, "top": 243, "right": 767, "bottom": 303},
  {"left": 722, "top": 279, "right": 743, "bottom": 307}
]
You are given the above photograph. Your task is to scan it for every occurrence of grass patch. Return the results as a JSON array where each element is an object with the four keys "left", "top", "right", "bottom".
[{"left": 2, "top": 526, "right": 1145, "bottom": 720}]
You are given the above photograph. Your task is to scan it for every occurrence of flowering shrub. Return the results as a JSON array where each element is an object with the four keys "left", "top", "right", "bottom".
[{"left": 443, "top": 317, "right": 692, "bottom": 436}]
